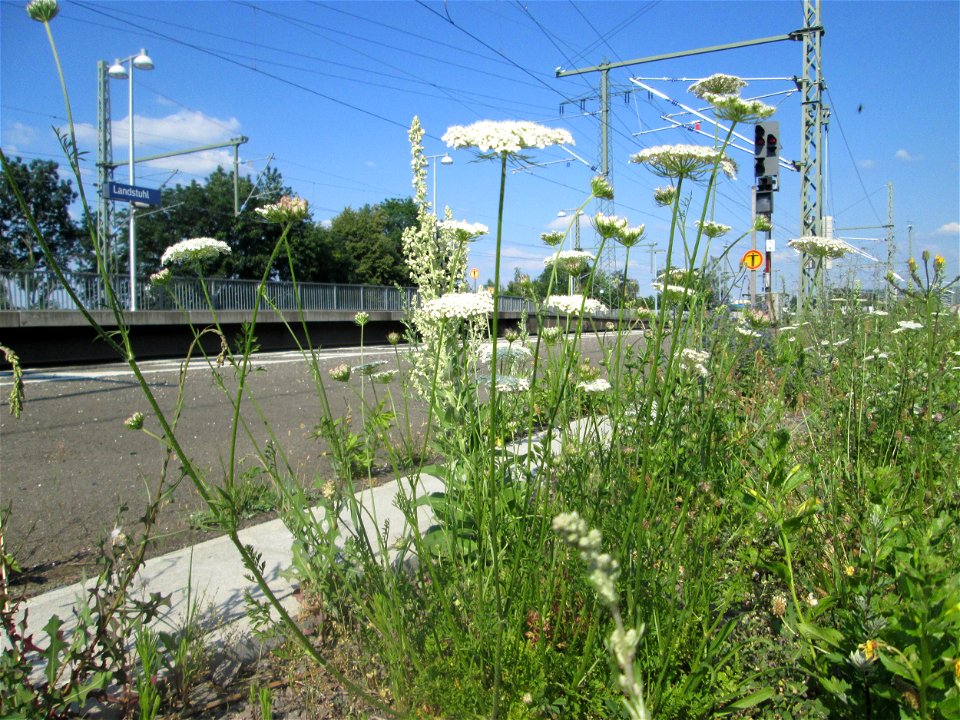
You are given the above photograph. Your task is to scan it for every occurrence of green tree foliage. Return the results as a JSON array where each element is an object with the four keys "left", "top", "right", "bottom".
[
  {"left": 132, "top": 169, "right": 416, "bottom": 286},
  {"left": 132, "top": 166, "right": 302, "bottom": 279},
  {"left": 0, "top": 156, "right": 84, "bottom": 271},
  {"left": 330, "top": 198, "right": 415, "bottom": 286}
]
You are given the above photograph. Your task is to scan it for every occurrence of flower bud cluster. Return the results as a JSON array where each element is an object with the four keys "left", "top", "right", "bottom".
[
  {"left": 254, "top": 195, "right": 309, "bottom": 223},
  {"left": 552, "top": 511, "right": 620, "bottom": 607}
]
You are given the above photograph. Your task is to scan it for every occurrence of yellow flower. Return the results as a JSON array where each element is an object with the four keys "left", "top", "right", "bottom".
[
  {"left": 845, "top": 565, "right": 856, "bottom": 577},
  {"left": 934, "top": 254, "right": 946, "bottom": 270},
  {"left": 858, "top": 639, "right": 879, "bottom": 661}
]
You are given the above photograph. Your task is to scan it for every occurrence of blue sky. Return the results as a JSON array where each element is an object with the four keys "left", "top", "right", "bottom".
[{"left": 3, "top": 0, "right": 958, "bottom": 299}]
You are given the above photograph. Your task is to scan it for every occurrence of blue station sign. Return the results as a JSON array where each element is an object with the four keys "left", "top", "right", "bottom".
[{"left": 106, "top": 181, "right": 161, "bottom": 207}]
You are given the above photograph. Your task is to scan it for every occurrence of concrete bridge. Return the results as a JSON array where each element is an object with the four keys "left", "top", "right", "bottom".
[{"left": 0, "top": 270, "right": 614, "bottom": 367}]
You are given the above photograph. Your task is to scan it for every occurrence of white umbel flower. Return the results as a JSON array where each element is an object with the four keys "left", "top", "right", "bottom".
[
  {"left": 421, "top": 291, "right": 493, "bottom": 321},
  {"left": 577, "top": 378, "right": 612, "bottom": 393},
  {"left": 891, "top": 320, "right": 924, "bottom": 334},
  {"left": 630, "top": 144, "right": 733, "bottom": 180},
  {"left": 788, "top": 236, "right": 850, "bottom": 259},
  {"left": 160, "top": 238, "right": 231, "bottom": 266},
  {"left": 442, "top": 120, "right": 573, "bottom": 154},
  {"left": 438, "top": 219, "right": 488, "bottom": 239},
  {"left": 546, "top": 294, "right": 606, "bottom": 316},
  {"left": 544, "top": 249, "right": 595, "bottom": 267}
]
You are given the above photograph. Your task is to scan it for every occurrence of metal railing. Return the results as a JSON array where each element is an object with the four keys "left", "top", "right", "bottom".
[{"left": 0, "top": 268, "right": 537, "bottom": 315}]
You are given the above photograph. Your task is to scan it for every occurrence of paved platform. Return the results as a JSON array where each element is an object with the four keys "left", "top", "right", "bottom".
[{"left": 12, "top": 473, "right": 445, "bottom": 672}]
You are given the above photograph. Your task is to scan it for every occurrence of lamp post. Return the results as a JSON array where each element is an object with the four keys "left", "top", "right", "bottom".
[
  {"left": 425, "top": 153, "right": 453, "bottom": 213},
  {"left": 108, "top": 49, "right": 154, "bottom": 311}
]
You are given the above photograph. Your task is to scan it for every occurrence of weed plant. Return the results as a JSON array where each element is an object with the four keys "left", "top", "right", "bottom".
[{"left": 3, "top": 7, "right": 959, "bottom": 718}]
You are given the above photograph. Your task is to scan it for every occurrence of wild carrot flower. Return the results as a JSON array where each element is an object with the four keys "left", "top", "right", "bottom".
[
  {"left": 577, "top": 378, "right": 612, "bottom": 393},
  {"left": 703, "top": 93, "right": 775, "bottom": 123},
  {"left": 438, "top": 219, "right": 488, "bottom": 240},
  {"left": 541, "top": 231, "right": 565, "bottom": 247},
  {"left": 386, "top": 331, "right": 402, "bottom": 345},
  {"left": 654, "top": 185, "right": 678, "bottom": 207},
  {"left": 149, "top": 268, "right": 171, "bottom": 286},
  {"left": 160, "top": 237, "right": 231, "bottom": 266},
  {"left": 442, "top": 120, "right": 573, "bottom": 155},
  {"left": 891, "top": 320, "right": 923, "bottom": 333},
  {"left": 754, "top": 215, "right": 773, "bottom": 232},
  {"left": 590, "top": 175, "right": 614, "bottom": 200},
  {"left": 695, "top": 220, "right": 731, "bottom": 239},
  {"left": 422, "top": 291, "right": 493, "bottom": 321},
  {"left": 540, "top": 326, "right": 563, "bottom": 344},
  {"left": 478, "top": 343, "right": 532, "bottom": 364},
  {"left": 652, "top": 282, "right": 695, "bottom": 299},
  {"left": 544, "top": 249, "right": 595, "bottom": 270},
  {"left": 124, "top": 412, "right": 144, "bottom": 430},
  {"left": 546, "top": 294, "right": 606, "bottom": 316},
  {"left": 688, "top": 73, "right": 747, "bottom": 99},
  {"left": 372, "top": 370, "right": 397, "bottom": 384},
  {"left": 630, "top": 144, "right": 733, "bottom": 181},
  {"left": 255, "top": 195, "right": 309, "bottom": 222},
  {"left": 27, "top": 0, "right": 59, "bottom": 21},
  {"left": 328, "top": 363, "right": 351, "bottom": 382},
  {"left": 787, "top": 236, "right": 849, "bottom": 259},
  {"left": 488, "top": 375, "right": 530, "bottom": 393},
  {"left": 593, "top": 212, "right": 629, "bottom": 239}
]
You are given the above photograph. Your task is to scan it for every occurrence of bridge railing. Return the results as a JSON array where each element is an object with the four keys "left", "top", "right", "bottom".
[{"left": 0, "top": 269, "right": 538, "bottom": 315}]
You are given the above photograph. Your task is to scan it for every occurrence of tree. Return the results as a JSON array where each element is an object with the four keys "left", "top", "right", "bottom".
[
  {"left": 132, "top": 166, "right": 299, "bottom": 280},
  {"left": 329, "top": 198, "right": 415, "bottom": 286},
  {"left": 0, "top": 156, "right": 84, "bottom": 272}
]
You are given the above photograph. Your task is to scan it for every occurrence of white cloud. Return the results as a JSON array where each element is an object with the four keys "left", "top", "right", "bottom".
[
  {"left": 142, "top": 148, "right": 237, "bottom": 175},
  {"left": 935, "top": 222, "right": 960, "bottom": 235},
  {"left": 500, "top": 246, "right": 548, "bottom": 273},
  {"left": 895, "top": 148, "right": 919, "bottom": 162},
  {"left": 67, "top": 111, "right": 242, "bottom": 176},
  {"left": 1, "top": 122, "right": 39, "bottom": 152},
  {"left": 857, "top": 158, "right": 876, "bottom": 170}
]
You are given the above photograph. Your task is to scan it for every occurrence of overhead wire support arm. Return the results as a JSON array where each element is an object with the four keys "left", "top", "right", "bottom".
[
  {"left": 554, "top": 30, "right": 814, "bottom": 79},
  {"left": 102, "top": 136, "right": 249, "bottom": 170}
]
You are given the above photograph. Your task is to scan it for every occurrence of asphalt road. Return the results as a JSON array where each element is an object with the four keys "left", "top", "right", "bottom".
[{"left": 1, "top": 333, "right": 633, "bottom": 596}]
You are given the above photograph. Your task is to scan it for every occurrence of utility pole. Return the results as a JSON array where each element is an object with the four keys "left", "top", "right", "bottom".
[
  {"left": 556, "top": 22, "right": 817, "bottom": 289},
  {"left": 96, "top": 60, "right": 114, "bottom": 276},
  {"left": 798, "top": 0, "right": 827, "bottom": 311}
]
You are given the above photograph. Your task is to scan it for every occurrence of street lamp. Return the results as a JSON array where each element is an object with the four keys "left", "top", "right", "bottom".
[
  {"left": 108, "top": 49, "right": 154, "bottom": 311},
  {"left": 425, "top": 153, "right": 453, "bottom": 213}
]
